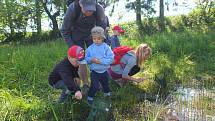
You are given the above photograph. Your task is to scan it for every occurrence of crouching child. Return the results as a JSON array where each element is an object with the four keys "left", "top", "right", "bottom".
[{"left": 48, "top": 45, "right": 86, "bottom": 103}]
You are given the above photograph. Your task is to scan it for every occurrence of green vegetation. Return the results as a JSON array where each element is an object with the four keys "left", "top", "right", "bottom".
[
  {"left": 0, "top": 0, "right": 214, "bottom": 120},
  {"left": 0, "top": 30, "right": 214, "bottom": 120}
]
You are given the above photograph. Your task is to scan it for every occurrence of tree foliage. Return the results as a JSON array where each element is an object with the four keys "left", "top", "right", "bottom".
[
  {"left": 0, "top": 0, "right": 214, "bottom": 43},
  {"left": 125, "top": 0, "right": 156, "bottom": 35},
  {"left": 0, "top": 0, "right": 34, "bottom": 42}
]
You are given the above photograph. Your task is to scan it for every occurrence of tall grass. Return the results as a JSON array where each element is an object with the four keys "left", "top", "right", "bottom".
[{"left": 0, "top": 30, "right": 214, "bottom": 120}]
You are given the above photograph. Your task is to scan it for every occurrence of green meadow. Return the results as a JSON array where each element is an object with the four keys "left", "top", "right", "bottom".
[{"left": 0, "top": 30, "right": 215, "bottom": 120}]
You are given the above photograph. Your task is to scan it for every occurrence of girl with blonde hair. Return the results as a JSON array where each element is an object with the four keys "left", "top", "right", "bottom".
[{"left": 108, "top": 43, "right": 151, "bottom": 86}]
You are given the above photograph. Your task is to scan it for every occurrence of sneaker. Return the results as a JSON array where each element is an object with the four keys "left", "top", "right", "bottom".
[
  {"left": 104, "top": 92, "right": 111, "bottom": 97},
  {"left": 57, "top": 90, "right": 71, "bottom": 103},
  {"left": 82, "top": 84, "right": 90, "bottom": 96},
  {"left": 87, "top": 97, "right": 94, "bottom": 106}
]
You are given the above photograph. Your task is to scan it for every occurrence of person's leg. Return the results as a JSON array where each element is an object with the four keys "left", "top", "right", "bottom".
[
  {"left": 51, "top": 80, "right": 66, "bottom": 89},
  {"left": 128, "top": 65, "right": 140, "bottom": 76},
  {"left": 50, "top": 80, "right": 71, "bottom": 103},
  {"left": 99, "top": 71, "right": 111, "bottom": 96},
  {"left": 99, "top": 72, "right": 112, "bottom": 109},
  {"left": 87, "top": 71, "right": 100, "bottom": 104}
]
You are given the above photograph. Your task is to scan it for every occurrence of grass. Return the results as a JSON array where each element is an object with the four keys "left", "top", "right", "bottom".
[
  {"left": 0, "top": 30, "right": 215, "bottom": 120},
  {"left": 193, "top": 96, "right": 215, "bottom": 115}
]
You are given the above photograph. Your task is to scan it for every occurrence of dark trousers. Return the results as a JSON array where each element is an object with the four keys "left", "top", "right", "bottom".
[
  {"left": 88, "top": 71, "right": 110, "bottom": 97},
  {"left": 49, "top": 79, "right": 67, "bottom": 91}
]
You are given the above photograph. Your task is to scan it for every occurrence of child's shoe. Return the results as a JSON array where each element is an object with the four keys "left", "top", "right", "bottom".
[{"left": 57, "top": 90, "right": 71, "bottom": 103}]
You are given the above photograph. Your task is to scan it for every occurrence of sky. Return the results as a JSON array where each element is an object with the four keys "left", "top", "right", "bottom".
[
  {"left": 39, "top": 0, "right": 197, "bottom": 31},
  {"left": 106, "top": 0, "right": 197, "bottom": 24}
]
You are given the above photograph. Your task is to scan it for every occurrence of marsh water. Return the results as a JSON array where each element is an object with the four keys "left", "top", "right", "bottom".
[{"left": 159, "top": 87, "right": 215, "bottom": 121}]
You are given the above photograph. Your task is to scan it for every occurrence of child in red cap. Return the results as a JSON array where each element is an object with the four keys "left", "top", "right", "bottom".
[
  {"left": 48, "top": 45, "right": 86, "bottom": 103},
  {"left": 110, "top": 25, "right": 125, "bottom": 49}
]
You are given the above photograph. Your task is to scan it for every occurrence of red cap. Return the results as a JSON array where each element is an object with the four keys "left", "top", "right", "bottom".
[
  {"left": 112, "top": 25, "right": 125, "bottom": 33},
  {"left": 67, "top": 45, "right": 84, "bottom": 60}
]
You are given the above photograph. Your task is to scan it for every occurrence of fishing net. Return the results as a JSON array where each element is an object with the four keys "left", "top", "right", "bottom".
[{"left": 87, "top": 97, "right": 113, "bottom": 121}]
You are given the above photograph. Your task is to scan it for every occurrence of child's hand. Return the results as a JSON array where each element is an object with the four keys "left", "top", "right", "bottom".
[
  {"left": 91, "top": 58, "right": 100, "bottom": 64},
  {"left": 75, "top": 91, "right": 82, "bottom": 100},
  {"left": 135, "top": 77, "right": 146, "bottom": 83}
]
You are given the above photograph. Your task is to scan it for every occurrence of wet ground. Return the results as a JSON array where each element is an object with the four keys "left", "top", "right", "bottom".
[{"left": 160, "top": 87, "right": 215, "bottom": 121}]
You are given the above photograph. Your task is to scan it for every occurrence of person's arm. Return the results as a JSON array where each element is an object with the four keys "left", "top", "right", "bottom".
[
  {"left": 122, "top": 75, "right": 144, "bottom": 83},
  {"left": 115, "top": 36, "right": 120, "bottom": 47},
  {"left": 110, "top": 36, "right": 116, "bottom": 49},
  {"left": 85, "top": 47, "right": 93, "bottom": 64},
  {"left": 106, "top": 16, "right": 110, "bottom": 28},
  {"left": 121, "top": 57, "right": 144, "bottom": 83},
  {"left": 95, "top": 4, "right": 107, "bottom": 30},
  {"left": 60, "top": 3, "right": 76, "bottom": 43},
  {"left": 86, "top": 47, "right": 101, "bottom": 64},
  {"left": 99, "top": 45, "right": 114, "bottom": 65},
  {"left": 59, "top": 69, "right": 81, "bottom": 92}
]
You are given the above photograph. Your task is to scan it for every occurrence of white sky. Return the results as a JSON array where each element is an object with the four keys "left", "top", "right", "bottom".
[
  {"left": 39, "top": 0, "right": 197, "bottom": 31},
  {"left": 106, "top": 0, "right": 196, "bottom": 25}
]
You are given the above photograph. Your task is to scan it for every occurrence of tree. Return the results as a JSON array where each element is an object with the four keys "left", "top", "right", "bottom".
[
  {"left": 159, "top": 0, "right": 165, "bottom": 32},
  {"left": 195, "top": 0, "right": 215, "bottom": 27},
  {"left": 42, "top": 0, "right": 65, "bottom": 37},
  {"left": 136, "top": 0, "right": 144, "bottom": 32},
  {"left": 126, "top": 0, "right": 156, "bottom": 35},
  {"left": 0, "top": 0, "right": 32, "bottom": 42},
  {"left": 35, "top": 0, "right": 43, "bottom": 34}
]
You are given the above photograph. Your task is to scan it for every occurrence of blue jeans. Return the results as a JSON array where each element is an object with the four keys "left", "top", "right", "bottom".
[{"left": 88, "top": 71, "right": 110, "bottom": 98}]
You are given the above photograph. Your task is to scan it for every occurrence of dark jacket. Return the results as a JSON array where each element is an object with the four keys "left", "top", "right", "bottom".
[
  {"left": 110, "top": 35, "right": 120, "bottom": 49},
  {"left": 48, "top": 58, "right": 80, "bottom": 92},
  {"left": 61, "top": 2, "right": 107, "bottom": 43}
]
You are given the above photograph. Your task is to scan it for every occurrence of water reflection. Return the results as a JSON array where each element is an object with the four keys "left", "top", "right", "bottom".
[{"left": 164, "top": 87, "right": 215, "bottom": 121}]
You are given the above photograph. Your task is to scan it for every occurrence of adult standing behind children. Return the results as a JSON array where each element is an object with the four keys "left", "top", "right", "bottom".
[
  {"left": 108, "top": 44, "right": 151, "bottom": 86},
  {"left": 98, "top": 1, "right": 111, "bottom": 46},
  {"left": 110, "top": 25, "right": 125, "bottom": 49},
  {"left": 60, "top": 0, "right": 107, "bottom": 93},
  {"left": 85, "top": 26, "right": 114, "bottom": 104},
  {"left": 48, "top": 45, "right": 85, "bottom": 103}
]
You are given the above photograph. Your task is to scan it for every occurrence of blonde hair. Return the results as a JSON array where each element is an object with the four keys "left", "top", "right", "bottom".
[{"left": 136, "top": 43, "right": 151, "bottom": 66}]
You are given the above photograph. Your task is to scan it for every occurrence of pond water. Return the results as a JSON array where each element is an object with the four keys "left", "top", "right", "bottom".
[{"left": 163, "top": 87, "right": 215, "bottom": 121}]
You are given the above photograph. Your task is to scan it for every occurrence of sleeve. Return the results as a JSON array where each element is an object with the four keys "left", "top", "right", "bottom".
[
  {"left": 110, "top": 36, "right": 116, "bottom": 49},
  {"left": 122, "top": 57, "right": 136, "bottom": 78},
  {"left": 85, "top": 47, "right": 92, "bottom": 64},
  {"left": 95, "top": 4, "right": 107, "bottom": 30},
  {"left": 106, "top": 16, "right": 110, "bottom": 27},
  {"left": 100, "top": 45, "right": 114, "bottom": 65},
  {"left": 60, "top": 3, "right": 76, "bottom": 42},
  {"left": 115, "top": 37, "right": 120, "bottom": 47},
  {"left": 58, "top": 68, "right": 81, "bottom": 92}
]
